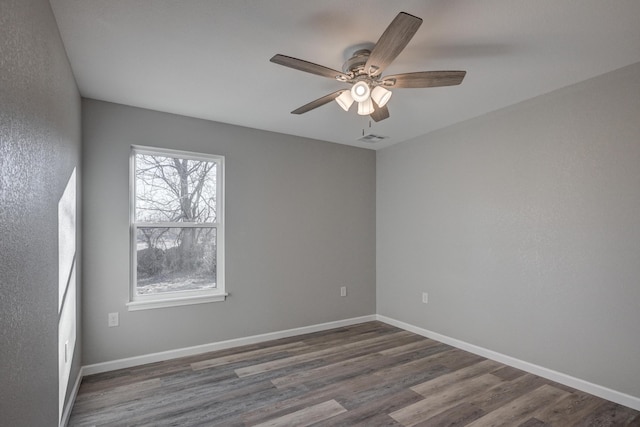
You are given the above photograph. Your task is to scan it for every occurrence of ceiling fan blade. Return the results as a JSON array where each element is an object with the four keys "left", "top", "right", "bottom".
[
  {"left": 271, "top": 54, "right": 350, "bottom": 81},
  {"left": 382, "top": 71, "right": 466, "bottom": 88},
  {"left": 364, "top": 12, "right": 423, "bottom": 77},
  {"left": 291, "top": 90, "right": 346, "bottom": 114},
  {"left": 370, "top": 104, "right": 390, "bottom": 122}
]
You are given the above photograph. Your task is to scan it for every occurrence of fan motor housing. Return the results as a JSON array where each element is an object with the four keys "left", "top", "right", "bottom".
[{"left": 342, "top": 49, "right": 371, "bottom": 76}]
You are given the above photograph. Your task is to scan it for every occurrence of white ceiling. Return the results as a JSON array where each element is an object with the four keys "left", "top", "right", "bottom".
[{"left": 49, "top": 0, "right": 640, "bottom": 150}]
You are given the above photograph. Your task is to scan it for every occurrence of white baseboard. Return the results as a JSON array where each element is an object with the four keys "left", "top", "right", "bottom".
[
  {"left": 60, "top": 367, "right": 83, "bottom": 427},
  {"left": 376, "top": 314, "right": 640, "bottom": 411},
  {"left": 82, "top": 315, "right": 376, "bottom": 376}
]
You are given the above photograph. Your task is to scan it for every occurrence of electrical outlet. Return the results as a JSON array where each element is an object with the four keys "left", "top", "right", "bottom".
[
  {"left": 422, "top": 292, "right": 428, "bottom": 304},
  {"left": 108, "top": 312, "right": 119, "bottom": 327},
  {"left": 340, "top": 286, "right": 347, "bottom": 297}
]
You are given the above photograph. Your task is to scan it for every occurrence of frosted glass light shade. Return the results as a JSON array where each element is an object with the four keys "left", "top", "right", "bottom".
[
  {"left": 371, "top": 86, "right": 392, "bottom": 107},
  {"left": 335, "top": 90, "right": 354, "bottom": 111},
  {"left": 351, "top": 81, "right": 371, "bottom": 102},
  {"left": 357, "top": 98, "right": 374, "bottom": 115}
]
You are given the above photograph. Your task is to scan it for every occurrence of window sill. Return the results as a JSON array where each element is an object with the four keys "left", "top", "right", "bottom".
[{"left": 126, "top": 293, "right": 228, "bottom": 311}]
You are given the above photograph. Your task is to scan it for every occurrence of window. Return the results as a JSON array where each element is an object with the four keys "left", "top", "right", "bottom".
[{"left": 128, "top": 146, "right": 225, "bottom": 310}]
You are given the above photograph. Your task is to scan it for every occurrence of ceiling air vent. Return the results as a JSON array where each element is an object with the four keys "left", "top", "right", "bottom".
[{"left": 358, "top": 134, "right": 388, "bottom": 143}]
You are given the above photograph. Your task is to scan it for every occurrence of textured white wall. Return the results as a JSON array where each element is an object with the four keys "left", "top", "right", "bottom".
[
  {"left": 82, "top": 99, "right": 376, "bottom": 365},
  {"left": 377, "top": 62, "right": 640, "bottom": 398},
  {"left": 0, "top": 0, "right": 82, "bottom": 424}
]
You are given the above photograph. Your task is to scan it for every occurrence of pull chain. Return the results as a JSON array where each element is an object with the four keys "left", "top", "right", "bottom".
[{"left": 362, "top": 119, "right": 373, "bottom": 136}]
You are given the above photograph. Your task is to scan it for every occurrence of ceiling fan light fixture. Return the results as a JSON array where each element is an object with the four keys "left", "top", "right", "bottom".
[
  {"left": 271, "top": 12, "right": 466, "bottom": 123},
  {"left": 335, "top": 90, "right": 354, "bottom": 111},
  {"left": 351, "top": 81, "right": 371, "bottom": 103},
  {"left": 371, "top": 86, "right": 392, "bottom": 107},
  {"left": 357, "top": 98, "right": 374, "bottom": 115}
]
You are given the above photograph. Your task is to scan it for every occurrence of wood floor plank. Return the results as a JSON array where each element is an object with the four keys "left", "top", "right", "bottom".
[
  {"left": 492, "top": 365, "right": 528, "bottom": 381},
  {"left": 70, "top": 378, "right": 163, "bottom": 413},
  {"left": 314, "top": 388, "right": 424, "bottom": 427},
  {"left": 378, "top": 337, "right": 442, "bottom": 356},
  {"left": 439, "top": 348, "right": 489, "bottom": 370},
  {"left": 190, "top": 341, "right": 308, "bottom": 371},
  {"left": 410, "top": 359, "right": 502, "bottom": 397},
  {"left": 340, "top": 365, "right": 452, "bottom": 414},
  {"left": 234, "top": 330, "right": 411, "bottom": 377},
  {"left": 467, "top": 373, "right": 549, "bottom": 413},
  {"left": 390, "top": 373, "right": 504, "bottom": 426},
  {"left": 413, "top": 402, "right": 486, "bottom": 427},
  {"left": 571, "top": 400, "right": 640, "bottom": 426},
  {"left": 68, "top": 322, "right": 640, "bottom": 427},
  {"left": 241, "top": 386, "right": 343, "bottom": 426},
  {"left": 534, "top": 391, "right": 604, "bottom": 426},
  {"left": 372, "top": 347, "right": 457, "bottom": 380},
  {"left": 296, "top": 321, "right": 400, "bottom": 350},
  {"left": 251, "top": 399, "right": 346, "bottom": 427},
  {"left": 465, "top": 384, "right": 570, "bottom": 427},
  {"left": 72, "top": 378, "right": 278, "bottom": 426},
  {"left": 519, "top": 418, "right": 553, "bottom": 427},
  {"left": 270, "top": 353, "right": 382, "bottom": 389}
]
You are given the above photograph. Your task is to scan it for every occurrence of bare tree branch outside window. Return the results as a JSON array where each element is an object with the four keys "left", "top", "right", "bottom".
[{"left": 134, "top": 153, "right": 219, "bottom": 295}]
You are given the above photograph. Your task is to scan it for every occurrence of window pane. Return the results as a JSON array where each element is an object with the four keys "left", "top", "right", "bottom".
[
  {"left": 135, "top": 153, "right": 217, "bottom": 223},
  {"left": 136, "top": 227, "right": 217, "bottom": 295}
]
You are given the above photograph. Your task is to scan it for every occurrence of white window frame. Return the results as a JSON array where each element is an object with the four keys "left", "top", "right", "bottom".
[{"left": 127, "top": 145, "right": 226, "bottom": 311}]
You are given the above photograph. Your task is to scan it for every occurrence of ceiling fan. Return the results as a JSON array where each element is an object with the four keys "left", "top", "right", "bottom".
[{"left": 270, "top": 11, "right": 466, "bottom": 122}]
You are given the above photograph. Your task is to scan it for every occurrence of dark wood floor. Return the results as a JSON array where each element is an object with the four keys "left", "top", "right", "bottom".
[{"left": 69, "top": 321, "right": 640, "bottom": 426}]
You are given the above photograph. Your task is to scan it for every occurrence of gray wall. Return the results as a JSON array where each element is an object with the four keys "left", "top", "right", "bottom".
[
  {"left": 0, "top": 0, "right": 82, "bottom": 425},
  {"left": 377, "top": 62, "right": 640, "bottom": 399},
  {"left": 82, "top": 99, "right": 376, "bottom": 365}
]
